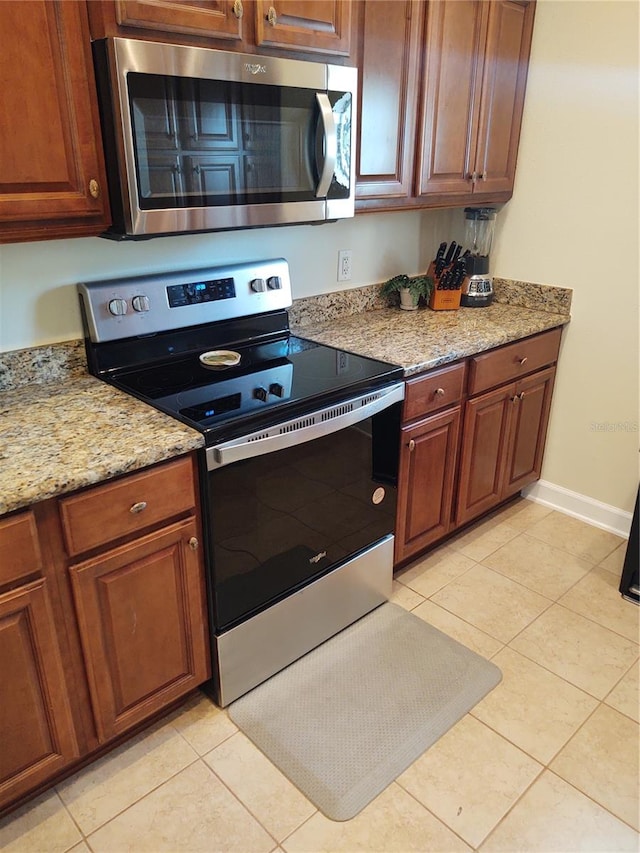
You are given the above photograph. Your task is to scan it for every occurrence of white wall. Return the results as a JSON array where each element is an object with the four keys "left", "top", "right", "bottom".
[
  {"left": 0, "top": 209, "right": 454, "bottom": 353},
  {"left": 490, "top": 0, "right": 639, "bottom": 516}
]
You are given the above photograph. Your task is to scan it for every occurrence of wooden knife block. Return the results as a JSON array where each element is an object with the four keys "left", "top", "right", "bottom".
[{"left": 427, "top": 262, "right": 462, "bottom": 311}]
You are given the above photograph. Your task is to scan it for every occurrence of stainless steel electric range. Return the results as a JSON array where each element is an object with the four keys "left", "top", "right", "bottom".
[{"left": 79, "top": 259, "right": 404, "bottom": 706}]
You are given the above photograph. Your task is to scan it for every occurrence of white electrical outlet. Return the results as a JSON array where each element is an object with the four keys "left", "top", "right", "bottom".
[{"left": 337, "top": 249, "right": 352, "bottom": 282}]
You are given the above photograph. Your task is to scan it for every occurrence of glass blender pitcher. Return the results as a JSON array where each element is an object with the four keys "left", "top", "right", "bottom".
[{"left": 461, "top": 207, "right": 496, "bottom": 307}]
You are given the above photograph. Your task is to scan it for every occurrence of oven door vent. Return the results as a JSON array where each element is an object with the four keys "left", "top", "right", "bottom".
[
  {"left": 321, "top": 402, "right": 354, "bottom": 421},
  {"left": 280, "top": 416, "right": 315, "bottom": 434}
]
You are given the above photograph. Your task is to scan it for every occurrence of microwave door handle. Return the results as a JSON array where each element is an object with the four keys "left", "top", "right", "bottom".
[{"left": 314, "top": 93, "right": 337, "bottom": 198}]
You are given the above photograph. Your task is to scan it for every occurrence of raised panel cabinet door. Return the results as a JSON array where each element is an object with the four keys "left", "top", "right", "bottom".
[
  {"left": 395, "top": 406, "right": 461, "bottom": 564},
  {"left": 503, "top": 366, "right": 555, "bottom": 496},
  {"left": 69, "top": 520, "right": 210, "bottom": 742},
  {"left": 0, "top": 580, "right": 78, "bottom": 808},
  {"left": 255, "top": 0, "right": 352, "bottom": 55},
  {"left": 474, "top": 0, "right": 535, "bottom": 194},
  {"left": 416, "top": 0, "right": 486, "bottom": 197},
  {"left": 356, "top": 0, "right": 424, "bottom": 200},
  {"left": 114, "top": 0, "right": 245, "bottom": 40},
  {"left": 0, "top": 0, "right": 109, "bottom": 243},
  {"left": 456, "top": 384, "right": 513, "bottom": 526}
]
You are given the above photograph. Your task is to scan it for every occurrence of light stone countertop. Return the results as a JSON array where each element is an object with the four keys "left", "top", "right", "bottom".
[
  {"left": 1, "top": 288, "right": 569, "bottom": 517},
  {"left": 291, "top": 302, "right": 570, "bottom": 376},
  {"left": 0, "top": 374, "right": 203, "bottom": 516}
]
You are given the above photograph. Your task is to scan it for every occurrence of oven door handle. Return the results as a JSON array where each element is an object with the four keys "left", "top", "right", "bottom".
[{"left": 206, "top": 382, "right": 405, "bottom": 470}]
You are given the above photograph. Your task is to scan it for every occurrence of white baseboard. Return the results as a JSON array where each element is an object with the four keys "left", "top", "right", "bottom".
[{"left": 522, "top": 480, "right": 633, "bottom": 539}]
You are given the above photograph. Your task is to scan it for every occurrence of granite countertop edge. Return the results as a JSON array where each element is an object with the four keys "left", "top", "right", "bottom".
[{"left": 0, "top": 298, "right": 569, "bottom": 517}]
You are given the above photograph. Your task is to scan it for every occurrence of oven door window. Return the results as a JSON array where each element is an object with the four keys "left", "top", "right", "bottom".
[
  {"left": 207, "top": 407, "right": 399, "bottom": 632},
  {"left": 127, "top": 73, "right": 351, "bottom": 209}
]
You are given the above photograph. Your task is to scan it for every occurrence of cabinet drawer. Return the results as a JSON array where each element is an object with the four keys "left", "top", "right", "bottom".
[
  {"left": 0, "top": 511, "right": 42, "bottom": 588},
  {"left": 468, "top": 328, "right": 562, "bottom": 395},
  {"left": 404, "top": 362, "right": 466, "bottom": 421},
  {"left": 60, "top": 457, "right": 196, "bottom": 557}
]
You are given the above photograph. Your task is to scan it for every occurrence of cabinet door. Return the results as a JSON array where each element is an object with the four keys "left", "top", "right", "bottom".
[
  {"left": 456, "top": 384, "right": 513, "bottom": 526},
  {"left": 503, "top": 366, "right": 555, "bottom": 496},
  {"left": 356, "top": 0, "right": 424, "bottom": 200},
  {"left": 69, "top": 520, "right": 210, "bottom": 742},
  {"left": 0, "top": 581, "right": 78, "bottom": 807},
  {"left": 395, "top": 407, "right": 461, "bottom": 564},
  {"left": 416, "top": 0, "right": 486, "bottom": 197},
  {"left": 0, "top": 1, "right": 110, "bottom": 243},
  {"left": 113, "top": 0, "right": 245, "bottom": 40},
  {"left": 255, "top": 0, "right": 352, "bottom": 55},
  {"left": 474, "top": 0, "right": 535, "bottom": 194}
]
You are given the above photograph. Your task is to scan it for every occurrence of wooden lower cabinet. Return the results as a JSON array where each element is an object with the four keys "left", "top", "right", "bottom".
[
  {"left": 0, "top": 580, "right": 79, "bottom": 806},
  {"left": 395, "top": 406, "right": 461, "bottom": 563},
  {"left": 69, "top": 519, "right": 210, "bottom": 742},
  {"left": 0, "top": 454, "right": 211, "bottom": 814},
  {"left": 456, "top": 366, "right": 555, "bottom": 526}
]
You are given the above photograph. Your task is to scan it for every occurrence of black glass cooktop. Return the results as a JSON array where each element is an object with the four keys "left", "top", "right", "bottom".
[{"left": 110, "top": 335, "right": 403, "bottom": 444}]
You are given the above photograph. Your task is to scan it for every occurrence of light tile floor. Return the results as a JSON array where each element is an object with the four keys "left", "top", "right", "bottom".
[{"left": 2, "top": 499, "right": 638, "bottom": 852}]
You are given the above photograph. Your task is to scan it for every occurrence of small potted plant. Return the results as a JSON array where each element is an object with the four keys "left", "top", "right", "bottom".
[{"left": 380, "top": 273, "right": 434, "bottom": 311}]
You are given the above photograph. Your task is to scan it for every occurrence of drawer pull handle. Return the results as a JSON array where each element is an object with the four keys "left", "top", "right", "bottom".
[
  {"left": 189, "top": 537, "right": 199, "bottom": 551},
  {"left": 129, "top": 501, "right": 147, "bottom": 514},
  {"left": 408, "top": 439, "right": 416, "bottom": 452},
  {"left": 267, "top": 5, "right": 277, "bottom": 25},
  {"left": 518, "top": 356, "right": 528, "bottom": 366},
  {"left": 435, "top": 387, "right": 445, "bottom": 396}
]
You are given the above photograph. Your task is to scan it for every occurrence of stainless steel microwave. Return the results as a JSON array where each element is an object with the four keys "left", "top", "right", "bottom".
[{"left": 92, "top": 38, "right": 357, "bottom": 239}]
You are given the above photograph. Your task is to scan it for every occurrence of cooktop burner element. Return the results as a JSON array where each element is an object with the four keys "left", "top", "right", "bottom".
[{"left": 78, "top": 259, "right": 404, "bottom": 445}]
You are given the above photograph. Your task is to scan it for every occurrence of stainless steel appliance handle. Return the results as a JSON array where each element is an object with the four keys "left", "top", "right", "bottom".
[
  {"left": 315, "top": 93, "right": 337, "bottom": 198},
  {"left": 206, "top": 382, "right": 405, "bottom": 470}
]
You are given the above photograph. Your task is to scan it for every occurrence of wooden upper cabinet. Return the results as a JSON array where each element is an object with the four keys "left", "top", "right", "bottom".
[
  {"left": 417, "top": 0, "right": 535, "bottom": 200},
  {"left": 0, "top": 1, "right": 110, "bottom": 243},
  {"left": 112, "top": 0, "right": 245, "bottom": 41},
  {"left": 356, "top": 0, "right": 424, "bottom": 199},
  {"left": 417, "top": 0, "right": 485, "bottom": 197},
  {"left": 254, "top": 0, "right": 352, "bottom": 56},
  {"left": 474, "top": 0, "right": 535, "bottom": 195}
]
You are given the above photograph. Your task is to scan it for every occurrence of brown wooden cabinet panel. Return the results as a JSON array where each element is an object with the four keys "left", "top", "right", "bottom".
[
  {"left": 0, "top": 580, "right": 78, "bottom": 807},
  {"left": 417, "top": 0, "right": 485, "bottom": 197},
  {"left": 395, "top": 406, "right": 461, "bottom": 563},
  {"left": 69, "top": 519, "right": 210, "bottom": 742},
  {"left": 0, "top": 1, "right": 110, "bottom": 243},
  {"left": 456, "top": 384, "right": 513, "bottom": 526},
  {"left": 255, "top": 0, "right": 352, "bottom": 55},
  {"left": 475, "top": 0, "right": 535, "bottom": 194},
  {"left": 356, "top": 0, "right": 424, "bottom": 200},
  {"left": 114, "top": 0, "right": 245, "bottom": 40},
  {"left": 0, "top": 512, "right": 42, "bottom": 588},
  {"left": 504, "top": 367, "right": 555, "bottom": 496},
  {"left": 468, "top": 327, "right": 561, "bottom": 395}
]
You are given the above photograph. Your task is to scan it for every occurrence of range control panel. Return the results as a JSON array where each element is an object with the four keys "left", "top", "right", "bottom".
[{"left": 78, "top": 259, "right": 291, "bottom": 343}]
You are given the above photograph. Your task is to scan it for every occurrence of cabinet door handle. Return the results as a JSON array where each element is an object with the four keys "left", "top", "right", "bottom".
[
  {"left": 518, "top": 356, "right": 528, "bottom": 366},
  {"left": 467, "top": 171, "right": 478, "bottom": 182},
  {"left": 129, "top": 501, "right": 147, "bottom": 514},
  {"left": 408, "top": 439, "right": 416, "bottom": 452},
  {"left": 233, "top": 0, "right": 243, "bottom": 18},
  {"left": 267, "top": 5, "right": 277, "bottom": 25},
  {"left": 480, "top": 171, "right": 487, "bottom": 181},
  {"left": 519, "top": 391, "right": 526, "bottom": 401},
  {"left": 89, "top": 178, "right": 100, "bottom": 199},
  {"left": 189, "top": 537, "right": 199, "bottom": 551}
]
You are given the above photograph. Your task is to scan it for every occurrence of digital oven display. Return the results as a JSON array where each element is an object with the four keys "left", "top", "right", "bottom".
[{"left": 167, "top": 277, "right": 236, "bottom": 307}]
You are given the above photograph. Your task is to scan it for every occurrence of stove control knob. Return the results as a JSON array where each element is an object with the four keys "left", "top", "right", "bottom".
[
  {"left": 108, "top": 298, "right": 128, "bottom": 316},
  {"left": 250, "top": 278, "right": 267, "bottom": 293},
  {"left": 253, "top": 386, "right": 269, "bottom": 402},
  {"left": 267, "top": 276, "right": 282, "bottom": 290},
  {"left": 269, "top": 382, "right": 285, "bottom": 398},
  {"left": 132, "top": 295, "right": 150, "bottom": 313}
]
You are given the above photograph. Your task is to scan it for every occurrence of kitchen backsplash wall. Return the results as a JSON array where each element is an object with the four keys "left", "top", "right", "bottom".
[{"left": 0, "top": 209, "right": 458, "bottom": 354}]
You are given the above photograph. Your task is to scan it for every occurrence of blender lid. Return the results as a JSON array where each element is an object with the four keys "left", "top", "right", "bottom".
[{"left": 464, "top": 207, "right": 496, "bottom": 220}]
